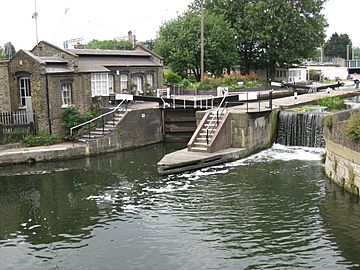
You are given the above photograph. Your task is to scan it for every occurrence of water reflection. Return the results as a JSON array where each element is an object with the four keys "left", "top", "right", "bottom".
[{"left": 0, "top": 144, "right": 360, "bottom": 269}]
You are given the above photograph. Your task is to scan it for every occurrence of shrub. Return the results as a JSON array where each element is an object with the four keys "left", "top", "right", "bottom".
[
  {"left": 164, "top": 71, "right": 182, "bottom": 84},
  {"left": 324, "top": 115, "right": 333, "bottom": 129},
  {"left": 62, "top": 106, "right": 99, "bottom": 134},
  {"left": 0, "top": 134, "right": 23, "bottom": 145},
  {"left": 196, "top": 76, "right": 222, "bottom": 90},
  {"left": 22, "top": 134, "right": 57, "bottom": 147},
  {"left": 317, "top": 96, "right": 346, "bottom": 111},
  {"left": 346, "top": 111, "right": 360, "bottom": 140}
]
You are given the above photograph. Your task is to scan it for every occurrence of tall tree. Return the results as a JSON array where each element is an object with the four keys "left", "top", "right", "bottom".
[
  {"left": 192, "top": 0, "right": 327, "bottom": 78},
  {"left": 154, "top": 11, "right": 237, "bottom": 81},
  {"left": 323, "top": 33, "right": 352, "bottom": 59},
  {"left": 3, "top": 42, "right": 16, "bottom": 59},
  {"left": 85, "top": 39, "right": 133, "bottom": 50}
]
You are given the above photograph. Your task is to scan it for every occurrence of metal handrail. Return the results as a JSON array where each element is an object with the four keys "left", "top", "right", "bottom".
[
  {"left": 205, "top": 95, "right": 228, "bottom": 144},
  {"left": 70, "top": 99, "right": 127, "bottom": 138}
]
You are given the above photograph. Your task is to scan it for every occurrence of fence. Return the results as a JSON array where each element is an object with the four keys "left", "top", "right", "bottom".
[{"left": 0, "top": 111, "right": 38, "bottom": 139}]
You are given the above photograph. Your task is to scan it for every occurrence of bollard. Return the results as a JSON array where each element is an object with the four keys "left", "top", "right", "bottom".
[{"left": 294, "top": 91, "right": 298, "bottom": 100}]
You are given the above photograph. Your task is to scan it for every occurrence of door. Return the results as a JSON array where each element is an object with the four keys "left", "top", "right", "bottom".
[
  {"left": 19, "top": 77, "right": 31, "bottom": 107},
  {"left": 132, "top": 76, "right": 143, "bottom": 95}
]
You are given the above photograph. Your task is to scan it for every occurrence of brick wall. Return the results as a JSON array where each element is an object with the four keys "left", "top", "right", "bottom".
[
  {"left": 0, "top": 62, "right": 10, "bottom": 112},
  {"left": 31, "top": 41, "right": 79, "bottom": 70},
  {"left": 7, "top": 51, "right": 51, "bottom": 134},
  {"left": 208, "top": 113, "right": 232, "bottom": 153}
]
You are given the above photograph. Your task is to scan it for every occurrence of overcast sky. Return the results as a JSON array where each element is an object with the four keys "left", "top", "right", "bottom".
[{"left": 0, "top": 0, "right": 359, "bottom": 50}]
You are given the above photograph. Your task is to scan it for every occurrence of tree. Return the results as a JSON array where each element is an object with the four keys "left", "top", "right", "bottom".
[
  {"left": 192, "top": 0, "right": 327, "bottom": 78},
  {"left": 85, "top": 39, "right": 133, "bottom": 50},
  {"left": 3, "top": 42, "right": 16, "bottom": 59},
  {"left": 323, "top": 33, "right": 352, "bottom": 59},
  {"left": 154, "top": 10, "right": 237, "bottom": 81}
]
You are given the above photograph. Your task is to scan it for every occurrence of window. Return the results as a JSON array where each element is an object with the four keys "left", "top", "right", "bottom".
[
  {"left": 108, "top": 74, "right": 114, "bottom": 94},
  {"left": 120, "top": 74, "right": 128, "bottom": 92},
  {"left": 61, "top": 83, "right": 72, "bottom": 107},
  {"left": 91, "top": 73, "right": 113, "bottom": 97},
  {"left": 146, "top": 74, "right": 154, "bottom": 88},
  {"left": 19, "top": 77, "right": 31, "bottom": 106},
  {"left": 132, "top": 76, "right": 143, "bottom": 94}
]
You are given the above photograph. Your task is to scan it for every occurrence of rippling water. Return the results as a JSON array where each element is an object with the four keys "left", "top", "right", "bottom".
[{"left": 1, "top": 143, "right": 360, "bottom": 270}]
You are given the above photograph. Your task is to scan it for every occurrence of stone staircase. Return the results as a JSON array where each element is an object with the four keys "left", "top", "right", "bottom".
[
  {"left": 188, "top": 110, "right": 226, "bottom": 152},
  {"left": 79, "top": 108, "right": 127, "bottom": 142}
]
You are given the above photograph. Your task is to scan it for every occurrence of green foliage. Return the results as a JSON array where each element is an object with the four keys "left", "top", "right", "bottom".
[
  {"left": 346, "top": 111, "right": 360, "bottom": 140},
  {"left": 192, "top": 72, "right": 261, "bottom": 90},
  {"left": 191, "top": 0, "right": 327, "bottom": 76},
  {"left": 164, "top": 71, "right": 182, "bottom": 84},
  {"left": 22, "top": 134, "right": 57, "bottom": 147},
  {"left": 62, "top": 106, "right": 99, "bottom": 134},
  {"left": 323, "top": 33, "right": 352, "bottom": 59},
  {"left": 154, "top": 11, "right": 237, "bottom": 81},
  {"left": 324, "top": 115, "right": 333, "bottom": 129},
  {"left": 85, "top": 39, "right": 133, "bottom": 50},
  {"left": 317, "top": 96, "right": 346, "bottom": 111},
  {"left": 0, "top": 134, "right": 23, "bottom": 145},
  {"left": 353, "top": 47, "right": 360, "bottom": 59}
]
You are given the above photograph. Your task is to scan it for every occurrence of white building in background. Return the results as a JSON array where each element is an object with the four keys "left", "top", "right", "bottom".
[{"left": 306, "top": 65, "right": 348, "bottom": 80}]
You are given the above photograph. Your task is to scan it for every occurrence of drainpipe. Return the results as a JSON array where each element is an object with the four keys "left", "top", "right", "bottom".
[{"left": 45, "top": 74, "right": 52, "bottom": 134}]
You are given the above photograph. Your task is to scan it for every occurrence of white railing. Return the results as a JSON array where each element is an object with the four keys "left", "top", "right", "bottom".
[{"left": 70, "top": 100, "right": 127, "bottom": 138}]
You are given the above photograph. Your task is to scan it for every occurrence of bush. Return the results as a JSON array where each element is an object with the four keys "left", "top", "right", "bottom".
[
  {"left": 0, "top": 134, "right": 23, "bottom": 145},
  {"left": 324, "top": 115, "right": 333, "bottom": 129},
  {"left": 22, "top": 134, "right": 57, "bottom": 147},
  {"left": 346, "top": 111, "right": 360, "bottom": 140},
  {"left": 317, "top": 96, "right": 346, "bottom": 111},
  {"left": 62, "top": 106, "right": 99, "bottom": 134},
  {"left": 164, "top": 71, "right": 182, "bottom": 84}
]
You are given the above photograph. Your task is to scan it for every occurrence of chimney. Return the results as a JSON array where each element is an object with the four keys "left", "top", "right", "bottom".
[{"left": 74, "top": 42, "right": 85, "bottom": 49}]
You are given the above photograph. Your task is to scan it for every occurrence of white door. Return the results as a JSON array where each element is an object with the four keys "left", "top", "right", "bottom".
[{"left": 132, "top": 77, "right": 143, "bottom": 95}]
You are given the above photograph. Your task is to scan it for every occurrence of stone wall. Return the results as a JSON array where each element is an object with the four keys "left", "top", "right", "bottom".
[
  {"left": 87, "top": 108, "right": 163, "bottom": 154},
  {"left": 208, "top": 113, "right": 232, "bottom": 153},
  {"left": 7, "top": 51, "right": 50, "bottom": 134},
  {"left": 195, "top": 109, "right": 279, "bottom": 154},
  {"left": 231, "top": 110, "right": 279, "bottom": 154},
  {"left": 324, "top": 108, "right": 360, "bottom": 195},
  {"left": 0, "top": 61, "right": 10, "bottom": 112},
  {"left": 31, "top": 41, "right": 79, "bottom": 70}
]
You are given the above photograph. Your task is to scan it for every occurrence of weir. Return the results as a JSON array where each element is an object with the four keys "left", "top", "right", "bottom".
[{"left": 277, "top": 111, "right": 326, "bottom": 147}]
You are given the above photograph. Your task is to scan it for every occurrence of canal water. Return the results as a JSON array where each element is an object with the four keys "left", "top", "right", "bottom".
[{"left": 1, "top": 143, "right": 360, "bottom": 270}]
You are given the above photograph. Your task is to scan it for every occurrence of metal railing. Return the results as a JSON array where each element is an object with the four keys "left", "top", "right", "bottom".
[
  {"left": 70, "top": 100, "right": 127, "bottom": 138},
  {"left": 205, "top": 96, "right": 228, "bottom": 144}
]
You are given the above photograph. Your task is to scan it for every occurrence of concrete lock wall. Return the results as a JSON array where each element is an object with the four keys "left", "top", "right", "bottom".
[
  {"left": 324, "top": 109, "right": 360, "bottom": 195},
  {"left": 196, "top": 109, "right": 279, "bottom": 155},
  {"left": 231, "top": 110, "right": 279, "bottom": 154},
  {"left": 87, "top": 108, "right": 163, "bottom": 154}
]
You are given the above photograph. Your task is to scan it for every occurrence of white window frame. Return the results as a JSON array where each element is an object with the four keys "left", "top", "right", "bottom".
[
  {"left": 108, "top": 74, "right": 114, "bottom": 94},
  {"left": 146, "top": 74, "right": 154, "bottom": 88},
  {"left": 132, "top": 76, "right": 143, "bottom": 94},
  {"left": 120, "top": 74, "right": 128, "bottom": 92},
  {"left": 91, "top": 73, "right": 113, "bottom": 97},
  {"left": 61, "top": 83, "right": 72, "bottom": 107},
  {"left": 19, "top": 77, "right": 31, "bottom": 106}
]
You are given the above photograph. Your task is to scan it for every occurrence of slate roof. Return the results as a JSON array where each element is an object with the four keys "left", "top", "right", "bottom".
[
  {"left": 77, "top": 56, "right": 162, "bottom": 73},
  {"left": 67, "top": 49, "right": 150, "bottom": 57}
]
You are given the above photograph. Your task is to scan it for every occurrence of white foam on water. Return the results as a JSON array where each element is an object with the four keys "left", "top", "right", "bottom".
[{"left": 179, "top": 144, "right": 325, "bottom": 179}]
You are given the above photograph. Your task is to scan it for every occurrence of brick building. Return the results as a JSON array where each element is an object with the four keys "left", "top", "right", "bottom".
[{"left": 3, "top": 41, "right": 163, "bottom": 136}]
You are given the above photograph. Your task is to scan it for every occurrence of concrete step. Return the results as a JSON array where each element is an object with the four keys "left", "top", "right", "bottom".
[
  {"left": 89, "top": 130, "right": 111, "bottom": 135},
  {"left": 189, "top": 146, "right": 208, "bottom": 152}
]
